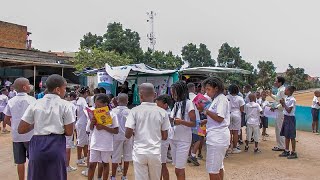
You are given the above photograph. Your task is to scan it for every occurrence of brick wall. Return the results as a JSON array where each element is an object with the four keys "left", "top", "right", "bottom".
[{"left": 0, "top": 21, "right": 27, "bottom": 49}]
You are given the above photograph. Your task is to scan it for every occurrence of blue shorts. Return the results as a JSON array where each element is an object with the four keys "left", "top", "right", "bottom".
[
  {"left": 280, "top": 115, "right": 296, "bottom": 139},
  {"left": 311, "top": 108, "right": 319, "bottom": 121},
  {"left": 192, "top": 134, "right": 201, "bottom": 144}
]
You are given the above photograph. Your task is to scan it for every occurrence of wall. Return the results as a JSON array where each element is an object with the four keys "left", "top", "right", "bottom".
[
  {"left": 0, "top": 21, "right": 27, "bottom": 49},
  {"left": 269, "top": 105, "right": 314, "bottom": 132}
]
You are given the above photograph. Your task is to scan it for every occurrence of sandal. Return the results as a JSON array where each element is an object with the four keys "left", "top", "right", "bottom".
[{"left": 272, "top": 147, "right": 284, "bottom": 151}]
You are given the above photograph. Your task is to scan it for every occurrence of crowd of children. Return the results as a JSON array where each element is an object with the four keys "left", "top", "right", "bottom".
[{"left": 1, "top": 74, "right": 316, "bottom": 180}]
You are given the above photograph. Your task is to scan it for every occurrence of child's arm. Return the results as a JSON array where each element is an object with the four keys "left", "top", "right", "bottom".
[
  {"left": 96, "top": 125, "right": 119, "bottom": 134},
  {"left": 200, "top": 119, "right": 208, "bottom": 126},
  {"left": 161, "top": 130, "right": 168, "bottom": 141},
  {"left": 18, "top": 120, "right": 34, "bottom": 134},
  {"left": 90, "top": 117, "right": 97, "bottom": 131},
  {"left": 174, "top": 110, "right": 196, "bottom": 127},
  {"left": 64, "top": 123, "right": 74, "bottom": 136},
  {"left": 4, "top": 115, "right": 11, "bottom": 127},
  {"left": 281, "top": 98, "right": 294, "bottom": 114}
]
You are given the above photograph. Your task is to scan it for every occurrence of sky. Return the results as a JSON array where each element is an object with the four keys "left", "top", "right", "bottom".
[{"left": 2, "top": 0, "right": 320, "bottom": 76}]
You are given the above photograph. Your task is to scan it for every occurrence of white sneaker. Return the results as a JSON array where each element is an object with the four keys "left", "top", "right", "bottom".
[
  {"left": 66, "top": 166, "right": 77, "bottom": 172},
  {"left": 166, "top": 157, "right": 173, "bottom": 163},
  {"left": 81, "top": 168, "right": 88, "bottom": 177},
  {"left": 77, "top": 159, "right": 87, "bottom": 167},
  {"left": 117, "top": 166, "right": 123, "bottom": 173},
  {"left": 232, "top": 148, "right": 242, "bottom": 154},
  {"left": 110, "top": 176, "right": 117, "bottom": 180},
  {"left": 122, "top": 176, "right": 128, "bottom": 180}
]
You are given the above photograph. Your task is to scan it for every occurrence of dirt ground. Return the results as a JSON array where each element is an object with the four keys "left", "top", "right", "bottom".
[
  {"left": 1, "top": 92, "right": 319, "bottom": 180},
  {"left": 1, "top": 126, "right": 320, "bottom": 180}
]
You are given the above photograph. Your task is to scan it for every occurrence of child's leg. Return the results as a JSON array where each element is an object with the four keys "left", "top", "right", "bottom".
[
  {"left": 66, "top": 148, "right": 71, "bottom": 167},
  {"left": 17, "top": 164, "right": 25, "bottom": 180},
  {"left": 232, "top": 130, "right": 239, "bottom": 148},
  {"left": 111, "top": 163, "right": 118, "bottom": 177},
  {"left": 161, "top": 163, "right": 169, "bottom": 180},
  {"left": 198, "top": 137, "right": 204, "bottom": 156},
  {"left": 285, "top": 138, "right": 290, "bottom": 151},
  {"left": 84, "top": 145, "right": 88, "bottom": 158},
  {"left": 254, "top": 142, "right": 258, "bottom": 149},
  {"left": 175, "top": 168, "right": 185, "bottom": 180},
  {"left": 316, "top": 121, "right": 319, "bottom": 132},
  {"left": 291, "top": 138, "right": 296, "bottom": 152},
  {"left": 192, "top": 141, "right": 201, "bottom": 156},
  {"left": 102, "top": 163, "right": 109, "bottom": 180},
  {"left": 312, "top": 121, "right": 315, "bottom": 132},
  {"left": 88, "top": 162, "right": 97, "bottom": 180},
  {"left": 123, "top": 161, "right": 130, "bottom": 177},
  {"left": 77, "top": 146, "right": 83, "bottom": 160},
  {"left": 98, "top": 163, "right": 103, "bottom": 179}
]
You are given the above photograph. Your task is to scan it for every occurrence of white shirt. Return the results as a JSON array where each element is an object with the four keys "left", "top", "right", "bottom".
[
  {"left": 206, "top": 94, "right": 230, "bottom": 146},
  {"left": 0, "top": 94, "right": 8, "bottom": 112},
  {"left": 3, "top": 93, "right": 36, "bottom": 142},
  {"left": 261, "top": 99, "right": 270, "bottom": 117},
  {"left": 245, "top": 102, "right": 263, "bottom": 125},
  {"left": 170, "top": 100, "right": 195, "bottom": 143},
  {"left": 8, "top": 90, "right": 17, "bottom": 99},
  {"left": 90, "top": 111, "right": 119, "bottom": 151},
  {"left": 22, "top": 94, "right": 75, "bottom": 135},
  {"left": 284, "top": 96, "right": 296, "bottom": 116},
  {"left": 244, "top": 91, "right": 252, "bottom": 104},
  {"left": 5, "top": 80, "right": 12, "bottom": 87},
  {"left": 189, "top": 92, "right": 201, "bottom": 121},
  {"left": 256, "top": 98, "right": 262, "bottom": 106},
  {"left": 76, "top": 97, "right": 89, "bottom": 126},
  {"left": 311, "top": 96, "right": 320, "bottom": 109},
  {"left": 126, "top": 102, "right": 170, "bottom": 154},
  {"left": 272, "top": 85, "right": 286, "bottom": 110},
  {"left": 227, "top": 95, "right": 245, "bottom": 114},
  {"left": 112, "top": 106, "right": 131, "bottom": 141}
]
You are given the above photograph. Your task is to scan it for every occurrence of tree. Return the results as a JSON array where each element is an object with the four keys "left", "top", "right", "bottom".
[
  {"left": 256, "top": 61, "right": 277, "bottom": 89},
  {"left": 80, "top": 32, "right": 103, "bottom": 50},
  {"left": 285, "top": 64, "right": 309, "bottom": 90},
  {"left": 142, "top": 48, "right": 183, "bottom": 69},
  {"left": 181, "top": 43, "right": 215, "bottom": 68},
  {"left": 102, "top": 22, "right": 143, "bottom": 63},
  {"left": 217, "top": 43, "right": 242, "bottom": 68},
  {"left": 73, "top": 48, "right": 132, "bottom": 71}
]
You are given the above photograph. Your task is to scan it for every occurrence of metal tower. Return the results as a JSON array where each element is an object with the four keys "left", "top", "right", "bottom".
[{"left": 147, "top": 11, "right": 156, "bottom": 52}]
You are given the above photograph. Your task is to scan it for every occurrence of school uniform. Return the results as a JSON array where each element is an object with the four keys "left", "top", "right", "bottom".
[
  {"left": 126, "top": 102, "right": 170, "bottom": 180},
  {"left": 76, "top": 97, "right": 89, "bottom": 147},
  {"left": 206, "top": 94, "right": 230, "bottom": 174},
  {"left": 160, "top": 108, "right": 172, "bottom": 164},
  {"left": 280, "top": 96, "right": 297, "bottom": 139},
  {"left": 245, "top": 102, "right": 263, "bottom": 142},
  {"left": 241, "top": 92, "right": 251, "bottom": 127},
  {"left": 111, "top": 106, "right": 133, "bottom": 164},
  {"left": 189, "top": 92, "right": 202, "bottom": 145},
  {"left": 21, "top": 94, "right": 75, "bottom": 180},
  {"left": 66, "top": 100, "right": 77, "bottom": 149},
  {"left": 227, "top": 95, "right": 245, "bottom": 131},
  {"left": 8, "top": 90, "right": 17, "bottom": 99},
  {"left": 3, "top": 93, "right": 36, "bottom": 164},
  {"left": 311, "top": 96, "right": 320, "bottom": 122},
  {"left": 90, "top": 111, "right": 118, "bottom": 163},
  {"left": 169, "top": 99, "right": 194, "bottom": 169},
  {"left": 0, "top": 94, "right": 8, "bottom": 121},
  {"left": 260, "top": 100, "right": 270, "bottom": 129}
]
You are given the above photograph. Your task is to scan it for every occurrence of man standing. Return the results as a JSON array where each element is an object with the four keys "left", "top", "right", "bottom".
[
  {"left": 269, "top": 76, "right": 286, "bottom": 151},
  {"left": 125, "top": 83, "right": 170, "bottom": 180}
]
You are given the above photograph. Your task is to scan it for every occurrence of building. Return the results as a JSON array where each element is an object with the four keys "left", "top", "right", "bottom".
[{"left": 0, "top": 21, "right": 31, "bottom": 49}]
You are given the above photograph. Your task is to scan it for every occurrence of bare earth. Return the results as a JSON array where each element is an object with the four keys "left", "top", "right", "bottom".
[{"left": 0, "top": 91, "right": 319, "bottom": 180}]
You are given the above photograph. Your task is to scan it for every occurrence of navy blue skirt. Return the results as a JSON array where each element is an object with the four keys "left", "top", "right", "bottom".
[
  {"left": 311, "top": 108, "right": 319, "bottom": 121},
  {"left": 280, "top": 115, "right": 296, "bottom": 139},
  {"left": 28, "top": 134, "right": 66, "bottom": 180}
]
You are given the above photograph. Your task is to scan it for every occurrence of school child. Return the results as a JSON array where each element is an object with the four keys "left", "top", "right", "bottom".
[
  {"left": 260, "top": 91, "right": 270, "bottom": 140},
  {"left": 170, "top": 81, "right": 196, "bottom": 180},
  {"left": 125, "top": 83, "right": 170, "bottom": 180},
  {"left": 244, "top": 93, "right": 263, "bottom": 153},
  {"left": 256, "top": 91, "right": 262, "bottom": 104},
  {"left": 227, "top": 84, "right": 245, "bottom": 154},
  {"left": 156, "top": 94, "right": 173, "bottom": 180},
  {"left": 3, "top": 78, "right": 36, "bottom": 180},
  {"left": 239, "top": 85, "right": 252, "bottom": 144},
  {"left": 196, "top": 77, "right": 230, "bottom": 180},
  {"left": 65, "top": 92, "right": 78, "bottom": 172},
  {"left": 0, "top": 88, "right": 9, "bottom": 133},
  {"left": 88, "top": 94, "right": 119, "bottom": 180},
  {"left": 8, "top": 85, "right": 17, "bottom": 99},
  {"left": 76, "top": 87, "right": 90, "bottom": 167},
  {"left": 111, "top": 93, "right": 132, "bottom": 180},
  {"left": 18, "top": 74, "right": 75, "bottom": 180},
  {"left": 311, "top": 90, "right": 320, "bottom": 133},
  {"left": 279, "top": 86, "right": 298, "bottom": 159}
]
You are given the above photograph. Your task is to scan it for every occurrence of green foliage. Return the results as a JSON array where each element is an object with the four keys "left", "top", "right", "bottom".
[
  {"left": 181, "top": 43, "right": 215, "bottom": 67},
  {"left": 217, "top": 43, "right": 241, "bottom": 68},
  {"left": 80, "top": 32, "right": 103, "bottom": 50},
  {"left": 285, "top": 64, "right": 310, "bottom": 90},
  {"left": 73, "top": 48, "right": 132, "bottom": 71},
  {"left": 256, "top": 61, "right": 277, "bottom": 89},
  {"left": 142, "top": 48, "right": 183, "bottom": 69}
]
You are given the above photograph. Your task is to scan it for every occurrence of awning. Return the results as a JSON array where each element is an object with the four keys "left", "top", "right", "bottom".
[{"left": 179, "top": 67, "right": 251, "bottom": 75}]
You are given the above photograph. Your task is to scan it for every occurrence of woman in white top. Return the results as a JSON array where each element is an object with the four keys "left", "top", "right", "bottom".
[
  {"left": 170, "top": 81, "right": 196, "bottom": 180},
  {"left": 197, "top": 77, "right": 230, "bottom": 180},
  {"left": 227, "top": 84, "right": 245, "bottom": 154}
]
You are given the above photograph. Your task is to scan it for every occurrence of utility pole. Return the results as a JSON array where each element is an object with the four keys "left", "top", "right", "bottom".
[{"left": 147, "top": 11, "right": 156, "bottom": 52}]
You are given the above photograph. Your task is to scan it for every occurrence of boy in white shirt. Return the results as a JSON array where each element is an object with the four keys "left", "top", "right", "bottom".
[
  {"left": 260, "top": 91, "right": 270, "bottom": 140},
  {"left": 125, "top": 83, "right": 171, "bottom": 180},
  {"left": 311, "top": 90, "right": 320, "bottom": 133},
  {"left": 3, "top": 78, "right": 36, "bottom": 180},
  {"left": 8, "top": 85, "right": 17, "bottom": 99},
  {"left": 244, "top": 93, "right": 263, "bottom": 153},
  {"left": 111, "top": 93, "right": 132, "bottom": 180},
  {"left": 0, "top": 88, "right": 9, "bottom": 133},
  {"left": 18, "top": 74, "right": 75, "bottom": 180},
  {"left": 88, "top": 94, "right": 119, "bottom": 180}
]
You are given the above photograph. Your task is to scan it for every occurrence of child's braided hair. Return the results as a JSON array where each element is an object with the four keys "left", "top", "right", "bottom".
[{"left": 171, "top": 81, "right": 189, "bottom": 120}]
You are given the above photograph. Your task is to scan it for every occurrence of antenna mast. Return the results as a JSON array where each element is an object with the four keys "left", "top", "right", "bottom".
[{"left": 147, "top": 11, "right": 156, "bottom": 52}]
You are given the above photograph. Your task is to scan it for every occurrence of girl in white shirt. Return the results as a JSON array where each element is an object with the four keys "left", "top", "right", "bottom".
[
  {"left": 227, "top": 84, "right": 245, "bottom": 154},
  {"left": 170, "top": 81, "right": 196, "bottom": 180},
  {"left": 197, "top": 77, "right": 230, "bottom": 180},
  {"left": 88, "top": 94, "right": 119, "bottom": 180},
  {"left": 311, "top": 90, "right": 320, "bottom": 133}
]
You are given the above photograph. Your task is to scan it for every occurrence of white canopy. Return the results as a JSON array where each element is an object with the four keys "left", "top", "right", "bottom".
[{"left": 179, "top": 67, "right": 251, "bottom": 75}]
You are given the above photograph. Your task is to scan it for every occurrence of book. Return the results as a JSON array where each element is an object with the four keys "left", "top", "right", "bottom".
[
  {"left": 192, "top": 120, "right": 206, "bottom": 137},
  {"left": 94, "top": 106, "right": 113, "bottom": 126},
  {"left": 192, "top": 93, "right": 211, "bottom": 108}
]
